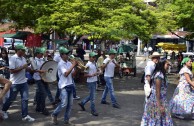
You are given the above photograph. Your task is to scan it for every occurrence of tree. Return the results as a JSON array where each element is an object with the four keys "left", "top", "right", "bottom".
[{"left": 0, "top": 0, "right": 177, "bottom": 44}]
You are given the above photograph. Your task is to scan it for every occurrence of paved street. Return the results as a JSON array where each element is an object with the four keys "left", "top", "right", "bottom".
[{"left": 1, "top": 56, "right": 194, "bottom": 126}]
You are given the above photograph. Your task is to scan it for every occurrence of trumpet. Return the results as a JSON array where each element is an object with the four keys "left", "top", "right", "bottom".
[{"left": 69, "top": 56, "right": 88, "bottom": 71}]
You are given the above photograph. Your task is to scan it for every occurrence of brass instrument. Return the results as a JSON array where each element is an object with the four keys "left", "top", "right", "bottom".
[{"left": 69, "top": 56, "right": 88, "bottom": 71}]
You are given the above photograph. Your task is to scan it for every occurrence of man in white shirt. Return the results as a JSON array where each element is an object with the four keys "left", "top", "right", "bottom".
[
  {"left": 1, "top": 44, "right": 35, "bottom": 122},
  {"left": 51, "top": 47, "right": 77, "bottom": 125},
  {"left": 101, "top": 49, "right": 120, "bottom": 108},
  {"left": 78, "top": 52, "right": 99, "bottom": 116},
  {"left": 33, "top": 47, "right": 49, "bottom": 115},
  {"left": 144, "top": 52, "right": 161, "bottom": 100},
  {"left": 53, "top": 52, "right": 62, "bottom": 105}
]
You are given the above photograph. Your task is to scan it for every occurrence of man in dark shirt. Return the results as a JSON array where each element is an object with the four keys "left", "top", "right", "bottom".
[{"left": 76, "top": 45, "right": 86, "bottom": 61}]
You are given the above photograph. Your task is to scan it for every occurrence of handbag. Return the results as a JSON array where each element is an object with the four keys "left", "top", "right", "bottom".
[
  {"left": 144, "top": 82, "right": 152, "bottom": 97},
  {"left": 144, "top": 76, "right": 153, "bottom": 98}
]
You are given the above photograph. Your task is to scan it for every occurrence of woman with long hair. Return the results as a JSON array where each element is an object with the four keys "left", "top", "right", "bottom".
[
  {"left": 0, "top": 48, "right": 11, "bottom": 119},
  {"left": 141, "top": 60, "right": 173, "bottom": 126},
  {"left": 170, "top": 57, "right": 194, "bottom": 119},
  {"left": 0, "top": 48, "right": 10, "bottom": 86}
]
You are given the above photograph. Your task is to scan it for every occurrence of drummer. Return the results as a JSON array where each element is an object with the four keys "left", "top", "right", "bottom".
[
  {"left": 1, "top": 44, "right": 35, "bottom": 122},
  {"left": 51, "top": 47, "right": 77, "bottom": 125},
  {"left": 33, "top": 47, "right": 49, "bottom": 115}
]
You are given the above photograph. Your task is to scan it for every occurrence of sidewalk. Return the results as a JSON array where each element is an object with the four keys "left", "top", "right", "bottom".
[{"left": 1, "top": 73, "right": 194, "bottom": 126}]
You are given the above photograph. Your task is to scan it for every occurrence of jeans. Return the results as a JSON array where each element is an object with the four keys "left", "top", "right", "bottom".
[
  {"left": 80, "top": 82, "right": 97, "bottom": 112},
  {"left": 35, "top": 80, "right": 47, "bottom": 111},
  {"left": 101, "top": 77, "right": 117, "bottom": 105},
  {"left": 2, "top": 82, "right": 29, "bottom": 118},
  {"left": 72, "top": 79, "right": 77, "bottom": 98},
  {"left": 43, "top": 82, "right": 54, "bottom": 103},
  {"left": 54, "top": 73, "right": 60, "bottom": 101},
  {"left": 55, "top": 86, "right": 60, "bottom": 101},
  {"left": 52, "top": 84, "right": 74, "bottom": 121}
]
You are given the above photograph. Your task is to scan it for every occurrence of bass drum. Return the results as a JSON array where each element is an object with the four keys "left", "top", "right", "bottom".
[{"left": 40, "top": 60, "right": 58, "bottom": 83}]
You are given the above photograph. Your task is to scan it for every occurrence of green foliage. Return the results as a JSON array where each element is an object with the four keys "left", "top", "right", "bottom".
[{"left": 0, "top": 0, "right": 180, "bottom": 44}]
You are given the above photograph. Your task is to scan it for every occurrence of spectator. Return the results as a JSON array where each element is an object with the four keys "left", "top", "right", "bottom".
[{"left": 76, "top": 45, "right": 86, "bottom": 61}]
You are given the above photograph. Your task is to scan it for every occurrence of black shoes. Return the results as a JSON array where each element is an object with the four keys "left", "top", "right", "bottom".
[
  {"left": 101, "top": 101, "right": 110, "bottom": 105},
  {"left": 64, "top": 120, "right": 75, "bottom": 126},
  {"left": 91, "top": 111, "right": 99, "bottom": 116},
  {"left": 36, "top": 109, "right": 49, "bottom": 116},
  {"left": 112, "top": 103, "right": 120, "bottom": 109},
  {"left": 78, "top": 103, "right": 85, "bottom": 111},
  {"left": 51, "top": 114, "right": 58, "bottom": 125}
]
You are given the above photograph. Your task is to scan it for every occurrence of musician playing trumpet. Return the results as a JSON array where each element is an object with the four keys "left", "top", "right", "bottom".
[
  {"left": 101, "top": 49, "right": 120, "bottom": 109},
  {"left": 78, "top": 52, "right": 99, "bottom": 116},
  {"left": 32, "top": 47, "right": 49, "bottom": 115},
  {"left": 51, "top": 47, "right": 77, "bottom": 125}
]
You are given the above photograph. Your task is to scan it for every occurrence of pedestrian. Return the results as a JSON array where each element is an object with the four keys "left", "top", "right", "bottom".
[
  {"left": 0, "top": 77, "right": 11, "bottom": 122},
  {"left": 1, "top": 44, "right": 35, "bottom": 122},
  {"left": 0, "top": 48, "right": 10, "bottom": 103},
  {"left": 177, "top": 52, "right": 183, "bottom": 72},
  {"left": 141, "top": 60, "right": 173, "bottom": 126},
  {"left": 101, "top": 49, "right": 120, "bottom": 108},
  {"left": 78, "top": 52, "right": 99, "bottom": 116},
  {"left": 53, "top": 49, "right": 63, "bottom": 105},
  {"left": 33, "top": 47, "right": 49, "bottom": 115},
  {"left": 51, "top": 47, "right": 77, "bottom": 125},
  {"left": 43, "top": 49, "right": 55, "bottom": 105},
  {"left": 96, "top": 51, "right": 107, "bottom": 86},
  {"left": 170, "top": 57, "right": 194, "bottom": 119},
  {"left": 76, "top": 44, "right": 86, "bottom": 61},
  {"left": 144, "top": 52, "right": 161, "bottom": 101}
]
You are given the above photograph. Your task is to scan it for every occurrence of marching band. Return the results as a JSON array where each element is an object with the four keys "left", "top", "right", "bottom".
[{"left": 0, "top": 45, "right": 120, "bottom": 125}]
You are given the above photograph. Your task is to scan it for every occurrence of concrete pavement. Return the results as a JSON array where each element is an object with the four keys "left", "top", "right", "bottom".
[
  {"left": 1, "top": 74, "right": 194, "bottom": 126},
  {"left": 1, "top": 56, "right": 194, "bottom": 126}
]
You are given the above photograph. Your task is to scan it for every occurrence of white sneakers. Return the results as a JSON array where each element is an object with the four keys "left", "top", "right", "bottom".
[
  {"left": 2, "top": 111, "right": 35, "bottom": 122},
  {"left": 2, "top": 111, "right": 8, "bottom": 119},
  {"left": 22, "top": 115, "right": 35, "bottom": 122}
]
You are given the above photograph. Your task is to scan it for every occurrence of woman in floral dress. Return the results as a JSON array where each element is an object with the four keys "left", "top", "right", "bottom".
[
  {"left": 170, "top": 57, "right": 194, "bottom": 119},
  {"left": 141, "top": 60, "right": 173, "bottom": 126}
]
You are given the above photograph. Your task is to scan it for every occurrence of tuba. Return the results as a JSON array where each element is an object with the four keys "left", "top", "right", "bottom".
[{"left": 69, "top": 56, "right": 88, "bottom": 71}]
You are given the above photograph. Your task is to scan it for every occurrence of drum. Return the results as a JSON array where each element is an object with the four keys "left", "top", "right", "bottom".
[{"left": 40, "top": 60, "right": 58, "bottom": 83}]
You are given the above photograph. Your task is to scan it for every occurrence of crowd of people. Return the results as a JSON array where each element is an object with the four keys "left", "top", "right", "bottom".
[
  {"left": 141, "top": 52, "right": 194, "bottom": 126},
  {"left": 0, "top": 43, "right": 194, "bottom": 125},
  {"left": 0, "top": 44, "right": 121, "bottom": 125}
]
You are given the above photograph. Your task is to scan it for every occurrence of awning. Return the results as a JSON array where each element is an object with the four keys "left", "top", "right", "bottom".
[
  {"left": 53, "top": 39, "right": 68, "bottom": 44},
  {"left": 2, "top": 33, "right": 16, "bottom": 38},
  {"left": 2, "top": 31, "right": 31, "bottom": 39}
]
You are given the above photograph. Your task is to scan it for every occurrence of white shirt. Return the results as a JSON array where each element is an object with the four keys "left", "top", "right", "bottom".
[
  {"left": 144, "top": 60, "right": 156, "bottom": 78},
  {"left": 103, "top": 57, "right": 116, "bottom": 77},
  {"left": 144, "top": 47, "right": 147, "bottom": 52},
  {"left": 33, "top": 57, "right": 45, "bottom": 80},
  {"left": 58, "top": 60, "right": 74, "bottom": 89},
  {"left": 53, "top": 54, "right": 62, "bottom": 63},
  {"left": 85, "top": 61, "right": 98, "bottom": 82},
  {"left": 148, "top": 47, "right": 153, "bottom": 51},
  {"left": 9, "top": 54, "right": 27, "bottom": 84}
]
